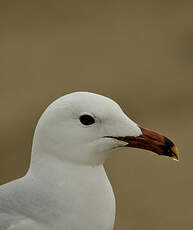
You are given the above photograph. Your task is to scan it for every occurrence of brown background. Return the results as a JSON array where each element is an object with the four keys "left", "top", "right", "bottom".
[{"left": 1, "top": 0, "right": 193, "bottom": 229}]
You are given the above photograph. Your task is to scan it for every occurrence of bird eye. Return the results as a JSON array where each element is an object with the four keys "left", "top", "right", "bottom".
[{"left": 79, "top": 114, "right": 95, "bottom": 126}]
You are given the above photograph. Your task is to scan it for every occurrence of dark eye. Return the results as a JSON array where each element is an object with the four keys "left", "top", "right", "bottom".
[{"left": 79, "top": 114, "right": 95, "bottom": 126}]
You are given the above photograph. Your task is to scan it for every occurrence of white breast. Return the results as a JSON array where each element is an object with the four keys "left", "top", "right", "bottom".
[{"left": 39, "top": 162, "right": 116, "bottom": 230}]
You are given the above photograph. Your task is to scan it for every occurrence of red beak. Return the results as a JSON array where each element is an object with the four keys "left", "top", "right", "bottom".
[{"left": 106, "top": 126, "right": 179, "bottom": 160}]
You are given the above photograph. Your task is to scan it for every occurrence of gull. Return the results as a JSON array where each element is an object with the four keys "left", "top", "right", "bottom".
[{"left": 0, "top": 92, "right": 179, "bottom": 230}]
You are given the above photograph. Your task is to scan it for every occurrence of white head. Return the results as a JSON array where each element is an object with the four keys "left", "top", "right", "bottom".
[
  {"left": 32, "top": 92, "right": 178, "bottom": 166},
  {"left": 32, "top": 92, "right": 141, "bottom": 165}
]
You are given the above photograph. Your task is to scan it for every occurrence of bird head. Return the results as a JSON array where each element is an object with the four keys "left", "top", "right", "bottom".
[{"left": 32, "top": 92, "right": 179, "bottom": 165}]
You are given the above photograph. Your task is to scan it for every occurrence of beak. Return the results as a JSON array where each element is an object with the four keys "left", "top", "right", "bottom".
[{"left": 106, "top": 126, "right": 179, "bottom": 161}]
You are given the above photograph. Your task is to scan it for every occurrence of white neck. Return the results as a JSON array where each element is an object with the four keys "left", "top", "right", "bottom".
[
  {"left": 30, "top": 147, "right": 105, "bottom": 183},
  {"left": 28, "top": 148, "right": 115, "bottom": 230}
]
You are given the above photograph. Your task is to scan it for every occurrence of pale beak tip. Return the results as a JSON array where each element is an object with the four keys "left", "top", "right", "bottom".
[{"left": 171, "top": 146, "right": 180, "bottom": 161}]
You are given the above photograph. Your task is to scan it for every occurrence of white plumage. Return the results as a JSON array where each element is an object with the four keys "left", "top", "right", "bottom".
[{"left": 0, "top": 92, "right": 178, "bottom": 229}]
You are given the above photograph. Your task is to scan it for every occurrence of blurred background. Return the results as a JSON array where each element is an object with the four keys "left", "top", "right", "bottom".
[{"left": 1, "top": 0, "right": 193, "bottom": 229}]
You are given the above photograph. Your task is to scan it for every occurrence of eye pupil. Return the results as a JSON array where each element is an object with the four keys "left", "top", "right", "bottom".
[{"left": 79, "top": 114, "right": 95, "bottom": 126}]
